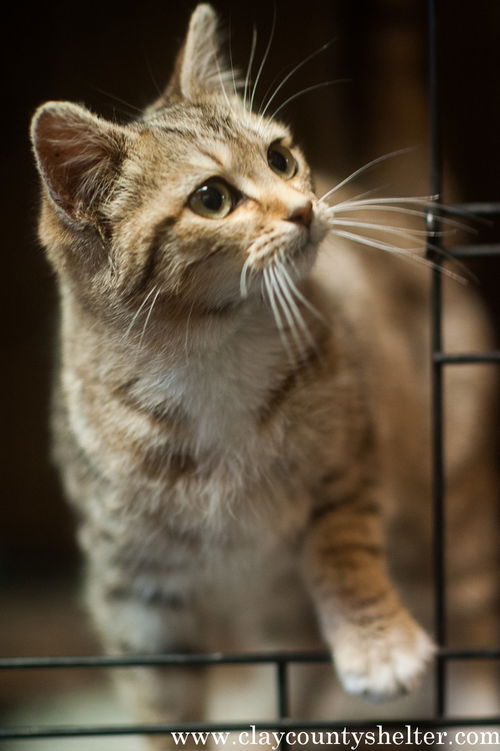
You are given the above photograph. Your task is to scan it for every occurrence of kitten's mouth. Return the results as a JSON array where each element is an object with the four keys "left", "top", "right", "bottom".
[
  {"left": 258, "top": 231, "right": 314, "bottom": 270},
  {"left": 240, "top": 212, "right": 324, "bottom": 299}
]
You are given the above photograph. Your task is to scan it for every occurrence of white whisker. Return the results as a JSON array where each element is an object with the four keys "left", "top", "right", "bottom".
[
  {"left": 332, "top": 186, "right": 391, "bottom": 205},
  {"left": 250, "top": 6, "right": 276, "bottom": 113},
  {"left": 334, "top": 195, "right": 436, "bottom": 209},
  {"left": 243, "top": 25, "right": 258, "bottom": 112},
  {"left": 275, "top": 262, "right": 316, "bottom": 350},
  {"left": 263, "top": 267, "right": 295, "bottom": 364},
  {"left": 260, "top": 39, "right": 335, "bottom": 118},
  {"left": 92, "top": 86, "right": 144, "bottom": 115},
  {"left": 184, "top": 298, "right": 197, "bottom": 362},
  {"left": 325, "top": 197, "right": 473, "bottom": 279},
  {"left": 122, "top": 285, "right": 159, "bottom": 343},
  {"left": 332, "top": 228, "right": 422, "bottom": 255},
  {"left": 240, "top": 256, "right": 254, "bottom": 299},
  {"left": 328, "top": 217, "right": 442, "bottom": 240},
  {"left": 270, "top": 79, "right": 348, "bottom": 121},
  {"left": 270, "top": 266, "right": 303, "bottom": 352},
  {"left": 215, "top": 54, "right": 235, "bottom": 112},
  {"left": 137, "top": 287, "right": 161, "bottom": 351},
  {"left": 326, "top": 202, "right": 472, "bottom": 232},
  {"left": 263, "top": 267, "right": 284, "bottom": 330},
  {"left": 318, "top": 148, "right": 414, "bottom": 204},
  {"left": 330, "top": 229, "right": 466, "bottom": 283},
  {"left": 228, "top": 24, "right": 238, "bottom": 99},
  {"left": 328, "top": 218, "right": 470, "bottom": 278},
  {"left": 278, "top": 262, "right": 325, "bottom": 322}
]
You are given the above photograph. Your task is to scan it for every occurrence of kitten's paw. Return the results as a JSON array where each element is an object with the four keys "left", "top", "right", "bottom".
[{"left": 332, "top": 610, "right": 435, "bottom": 701}]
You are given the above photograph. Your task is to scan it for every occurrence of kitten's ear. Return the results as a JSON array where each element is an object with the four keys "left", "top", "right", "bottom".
[
  {"left": 30, "top": 101, "right": 127, "bottom": 225},
  {"left": 161, "top": 4, "right": 233, "bottom": 102}
]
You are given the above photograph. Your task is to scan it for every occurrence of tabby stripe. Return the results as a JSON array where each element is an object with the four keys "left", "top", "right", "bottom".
[
  {"left": 331, "top": 586, "right": 393, "bottom": 611},
  {"left": 315, "top": 427, "right": 376, "bottom": 496},
  {"left": 259, "top": 334, "right": 329, "bottom": 424},
  {"left": 318, "top": 542, "right": 384, "bottom": 560},
  {"left": 350, "top": 604, "right": 402, "bottom": 626},
  {"left": 310, "top": 488, "right": 379, "bottom": 524},
  {"left": 196, "top": 147, "right": 225, "bottom": 168},
  {"left": 140, "top": 447, "right": 196, "bottom": 482},
  {"left": 353, "top": 422, "right": 376, "bottom": 462},
  {"left": 108, "top": 585, "right": 186, "bottom": 609},
  {"left": 112, "top": 380, "right": 184, "bottom": 427},
  {"left": 128, "top": 216, "right": 176, "bottom": 296},
  {"left": 318, "top": 468, "right": 344, "bottom": 486}
]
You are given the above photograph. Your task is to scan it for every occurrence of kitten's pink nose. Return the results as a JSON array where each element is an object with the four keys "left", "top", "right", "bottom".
[{"left": 287, "top": 200, "right": 313, "bottom": 228}]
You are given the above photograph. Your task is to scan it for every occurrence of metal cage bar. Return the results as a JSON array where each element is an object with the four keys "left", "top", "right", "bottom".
[
  {"left": 426, "top": 0, "right": 500, "bottom": 723},
  {"left": 426, "top": 0, "right": 447, "bottom": 719},
  {"left": 2, "top": 0, "right": 500, "bottom": 745},
  {"left": 0, "top": 649, "right": 499, "bottom": 741}
]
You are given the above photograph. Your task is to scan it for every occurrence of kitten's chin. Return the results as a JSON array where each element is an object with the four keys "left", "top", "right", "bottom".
[
  {"left": 286, "top": 239, "right": 319, "bottom": 281},
  {"left": 284, "top": 215, "right": 326, "bottom": 281}
]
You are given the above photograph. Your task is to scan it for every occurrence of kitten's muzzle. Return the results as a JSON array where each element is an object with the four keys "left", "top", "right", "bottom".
[{"left": 286, "top": 199, "right": 313, "bottom": 229}]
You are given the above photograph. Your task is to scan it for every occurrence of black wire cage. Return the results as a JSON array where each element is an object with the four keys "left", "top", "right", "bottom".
[{"left": 1, "top": 0, "right": 499, "bottom": 747}]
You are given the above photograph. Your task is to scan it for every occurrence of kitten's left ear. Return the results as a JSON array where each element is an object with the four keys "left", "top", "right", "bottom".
[{"left": 155, "top": 4, "right": 234, "bottom": 104}]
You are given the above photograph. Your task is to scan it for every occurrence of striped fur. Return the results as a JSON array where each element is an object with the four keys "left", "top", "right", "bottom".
[{"left": 30, "top": 4, "right": 497, "bottom": 746}]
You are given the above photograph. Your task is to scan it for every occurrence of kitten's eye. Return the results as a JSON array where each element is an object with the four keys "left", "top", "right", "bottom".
[
  {"left": 189, "top": 179, "right": 236, "bottom": 219},
  {"left": 267, "top": 142, "right": 297, "bottom": 179}
]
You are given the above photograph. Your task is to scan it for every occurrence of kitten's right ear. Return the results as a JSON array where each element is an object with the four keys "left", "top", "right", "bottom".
[
  {"left": 149, "top": 4, "right": 233, "bottom": 108},
  {"left": 30, "top": 101, "right": 127, "bottom": 226}
]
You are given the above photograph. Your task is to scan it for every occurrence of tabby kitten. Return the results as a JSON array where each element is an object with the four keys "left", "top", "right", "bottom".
[{"left": 30, "top": 2, "right": 497, "bottom": 743}]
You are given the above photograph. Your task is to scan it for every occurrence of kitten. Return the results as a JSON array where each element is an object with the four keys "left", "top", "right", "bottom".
[{"left": 30, "top": 2, "right": 497, "bottom": 745}]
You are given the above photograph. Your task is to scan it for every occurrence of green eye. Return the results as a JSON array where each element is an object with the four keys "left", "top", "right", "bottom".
[
  {"left": 267, "top": 142, "right": 297, "bottom": 179},
  {"left": 189, "top": 179, "right": 236, "bottom": 219}
]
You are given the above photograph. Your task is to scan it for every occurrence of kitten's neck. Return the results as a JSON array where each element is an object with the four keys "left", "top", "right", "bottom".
[
  {"left": 130, "top": 296, "right": 292, "bottom": 418},
  {"left": 61, "top": 287, "right": 306, "bottom": 452}
]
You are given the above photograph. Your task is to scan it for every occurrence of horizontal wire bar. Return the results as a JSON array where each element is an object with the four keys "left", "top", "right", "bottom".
[
  {"left": 433, "top": 351, "right": 500, "bottom": 364},
  {"left": 442, "top": 647, "right": 500, "bottom": 659},
  {"left": 450, "top": 202, "right": 500, "bottom": 216},
  {"left": 1, "top": 646, "right": 499, "bottom": 671},
  {"left": 2, "top": 716, "right": 500, "bottom": 740},
  {"left": 448, "top": 244, "right": 500, "bottom": 258},
  {"left": 0, "top": 651, "right": 330, "bottom": 670}
]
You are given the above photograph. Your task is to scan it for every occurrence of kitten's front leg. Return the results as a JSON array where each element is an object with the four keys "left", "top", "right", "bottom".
[
  {"left": 302, "top": 464, "right": 435, "bottom": 701},
  {"left": 86, "top": 569, "right": 208, "bottom": 750}
]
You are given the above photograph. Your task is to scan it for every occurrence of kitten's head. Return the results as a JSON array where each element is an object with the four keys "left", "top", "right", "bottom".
[{"left": 31, "top": 4, "right": 327, "bottom": 323}]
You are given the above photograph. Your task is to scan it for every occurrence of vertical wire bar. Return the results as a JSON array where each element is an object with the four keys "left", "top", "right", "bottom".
[
  {"left": 276, "top": 660, "right": 289, "bottom": 751},
  {"left": 427, "top": 0, "right": 447, "bottom": 719}
]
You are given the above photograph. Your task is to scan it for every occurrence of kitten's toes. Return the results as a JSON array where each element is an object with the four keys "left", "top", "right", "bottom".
[{"left": 331, "top": 609, "right": 435, "bottom": 701}]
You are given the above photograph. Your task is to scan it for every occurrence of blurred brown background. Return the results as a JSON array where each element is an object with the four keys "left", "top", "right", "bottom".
[{"left": 2, "top": 0, "right": 499, "bottom": 635}]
